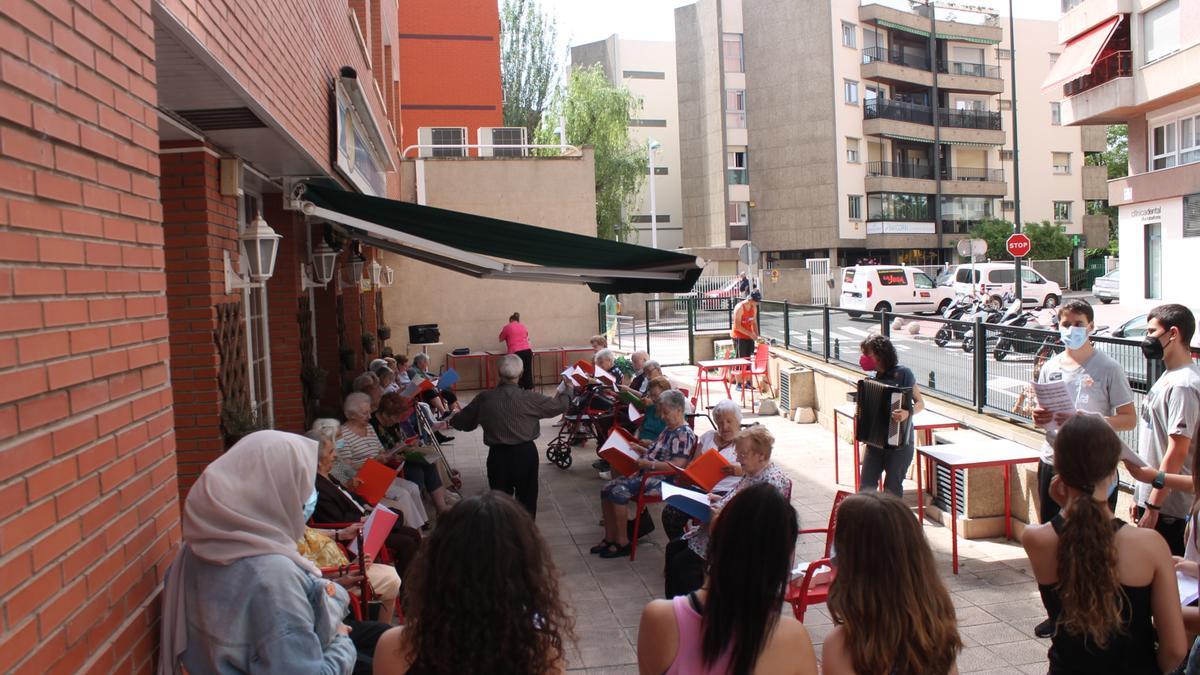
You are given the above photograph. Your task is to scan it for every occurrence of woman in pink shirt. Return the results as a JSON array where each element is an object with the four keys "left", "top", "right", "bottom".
[{"left": 499, "top": 312, "right": 534, "bottom": 390}]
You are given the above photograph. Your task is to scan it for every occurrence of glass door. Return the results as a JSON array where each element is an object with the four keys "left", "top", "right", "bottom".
[{"left": 1145, "top": 222, "right": 1162, "bottom": 299}]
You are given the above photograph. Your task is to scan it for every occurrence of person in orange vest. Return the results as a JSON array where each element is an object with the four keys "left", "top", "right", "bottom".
[{"left": 730, "top": 290, "right": 761, "bottom": 359}]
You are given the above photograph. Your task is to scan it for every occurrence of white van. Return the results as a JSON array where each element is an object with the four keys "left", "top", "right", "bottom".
[
  {"left": 839, "top": 265, "right": 954, "bottom": 315},
  {"left": 951, "top": 263, "right": 1062, "bottom": 308}
]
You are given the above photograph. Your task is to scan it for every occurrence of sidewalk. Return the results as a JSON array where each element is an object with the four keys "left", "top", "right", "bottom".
[{"left": 440, "top": 387, "right": 1049, "bottom": 674}]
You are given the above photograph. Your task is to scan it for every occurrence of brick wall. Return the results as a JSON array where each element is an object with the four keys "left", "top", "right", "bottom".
[
  {"left": 264, "top": 201, "right": 306, "bottom": 434},
  {"left": 160, "top": 147, "right": 238, "bottom": 497},
  {"left": 0, "top": 0, "right": 180, "bottom": 673}
]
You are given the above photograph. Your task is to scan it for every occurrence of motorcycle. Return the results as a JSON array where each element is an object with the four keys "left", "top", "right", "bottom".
[
  {"left": 934, "top": 293, "right": 979, "bottom": 348},
  {"left": 994, "top": 305, "right": 1060, "bottom": 361},
  {"left": 960, "top": 294, "right": 1008, "bottom": 354}
]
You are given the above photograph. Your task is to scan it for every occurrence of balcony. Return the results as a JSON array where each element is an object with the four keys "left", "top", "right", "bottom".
[
  {"left": 1058, "top": 0, "right": 1131, "bottom": 45},
  {"left": 1082, "top": 164, "right": 1108, "bottom": 201},
  {"left": 866, "top": 162, "right": 1003, "bottom": 182},
  {"left": 1063, "top": 51, "right": 1131, "bottom": 98},
  {"left": 865, "top": 162, "right": 1006, "bottom": 196},
  {"left": 940, "top": 219, "right": 984, "bottom": 234},
  {"left": 859, "top": 3, "right": 1003, "bottom": 46},
  {"left": 861, "top": 48, "right": 1002, "bottom": 93},
  {"left": 863, "top": 99, "right": 1005, "bottom": 145},
  {"left": 937, "top": 60, "right": 1005, "bottom": 94},
  {"left": 726, "top": 168, "right": 749, "bottom": 185}
]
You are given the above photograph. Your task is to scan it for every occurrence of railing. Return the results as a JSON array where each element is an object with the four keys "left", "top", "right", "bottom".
[
  {"left": 862, "top": 46, "right": 930, "bottom": 71},
  {"left": 864, "top": 99, "right": 933, "bottom": 125},
  {"left": 867, "top": 162, "right": 1003, "bottom": 182},
  {"left": 1063, "top": 51, "right": 1132, "bottom": 98},
  {"left": 938, "top": 107, "right": 1002, "bottom": 130},
  {"left": 939, "top": 60, "right": 1002, "bottom": 79},
  {"left": 726, "top": 168, "right": 749, "bottom": 185}
]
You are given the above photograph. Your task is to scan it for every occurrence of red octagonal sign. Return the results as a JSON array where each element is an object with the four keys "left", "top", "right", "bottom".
[{"left": 1006, "top": 233, "right": 1032, "bottom": 258}]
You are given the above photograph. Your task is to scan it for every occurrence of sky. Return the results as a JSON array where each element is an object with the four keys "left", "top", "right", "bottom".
[{"left": 536, "top": 0, "right": 1062, "bottom": 54}]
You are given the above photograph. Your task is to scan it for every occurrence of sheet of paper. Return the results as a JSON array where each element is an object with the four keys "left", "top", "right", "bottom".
[
  {"left": 1032, "top": 380, "right": 1076, "bottom": 414},
  {"left": 661, "top": 482, "right": 713, "bottom": 523},
  {"left": 1120, "top": 439, "right": 1150, "bottom": 469},
  {"left": 628, "top": 404, "right": 642, "bottom": 422},
  {"left": 1178, "top": 570, "right": 1199, "bottom": 605}
]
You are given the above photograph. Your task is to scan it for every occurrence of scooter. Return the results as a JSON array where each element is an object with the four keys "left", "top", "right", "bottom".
[
  {"left": 934, "top": 294, "right": 978, "bottom": 348},
  {"left": 993, "top": 305, "right": 1060, "bottom": 361},
  {"left": 960, "top": 294, "right": 1007, "bottom": 354}
]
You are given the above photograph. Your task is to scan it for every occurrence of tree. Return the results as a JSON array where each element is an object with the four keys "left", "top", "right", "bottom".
[
  {"left": 500, "top": 0, "right": 558, "bottom": 137},
  {"left": 968, "top": 218, "right": 1073, "bottom": 260},
  {"left": 1103, "top": 123, "right": 1129, "bottom": 180},
  {"left": 536, "top": 65, "right": 647, "bottom": 240}
]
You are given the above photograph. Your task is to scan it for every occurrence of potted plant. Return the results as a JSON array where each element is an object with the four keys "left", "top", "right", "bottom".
[
  {"left": 339, "top": 346, "right": 356, "bottom": 371},
  {"left": 377, "top": 325, "right": 392, "bottom": 341},
  {"left": 361, "top": 333, "right": 377, "bottom": 355}
]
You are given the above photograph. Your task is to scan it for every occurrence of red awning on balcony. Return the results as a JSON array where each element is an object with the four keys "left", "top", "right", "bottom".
[{"left": 1041, "top": 15, "right": 1123, "bottom": 92}]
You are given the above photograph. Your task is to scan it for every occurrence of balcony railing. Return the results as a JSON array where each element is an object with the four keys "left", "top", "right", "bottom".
[
  {"left": 728, "top": 223, "right": 749, "bottom": 240},
  {"left": 1063, "top": 51, "right": 1132, "bottom": 98},
  {"left": 862, "top": 46, "right": 930, "bottom": 71},
  {"left": 865, "top": 99, "right": 1002, "bottom": 131},
  {"left": 939, "top": 60, "right": 1002, "bottom": 79},
  {"left": 866, "top": 161, "right": 1004, "bottom": 182},
  {"left": 726, "top": 168, "right": 749, "bottom": 185}
]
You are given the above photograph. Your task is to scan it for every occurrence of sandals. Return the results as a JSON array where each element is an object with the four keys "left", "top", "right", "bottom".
[{"left": 598, "top": 542, "right": 632, "bottom": 559}]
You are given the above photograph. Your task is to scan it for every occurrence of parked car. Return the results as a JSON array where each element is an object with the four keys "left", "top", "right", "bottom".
[
  {"left": 839, "top": 265, "right": 955, "bottom": 316},
  {"left": 951, "top": 263, "right": 1062, "bottom": 309},
  {"left": 1094, "top": 307, "right": 1200, "bottom": 388},
  {"left": 675, "top": 279, "right": 743, "bottom": 311},
  {"left": 1091, "top": 269, "right": 1120, "bottom": 304}
]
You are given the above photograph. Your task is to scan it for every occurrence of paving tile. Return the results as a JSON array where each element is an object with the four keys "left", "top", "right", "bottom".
[{"left": 960, "top": 621, "right": 1036, "bottom": 647}]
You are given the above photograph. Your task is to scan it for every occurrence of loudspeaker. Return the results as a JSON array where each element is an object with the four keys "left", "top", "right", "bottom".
[{"left": 408, "top": 324, "right": 440, "bottom": 344}]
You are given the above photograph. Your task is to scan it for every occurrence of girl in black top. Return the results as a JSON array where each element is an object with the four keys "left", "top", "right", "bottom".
[
  {"left": 1022, "top": 415, "right": 1186, "bottom": 674},
  {"left": 857, "top": 335, "right": 925, "bottom": 497}
]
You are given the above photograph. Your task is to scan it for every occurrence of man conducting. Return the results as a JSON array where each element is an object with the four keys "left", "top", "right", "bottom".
[{"left": 449, "top": 354, "right": 571, "bottom": 517}]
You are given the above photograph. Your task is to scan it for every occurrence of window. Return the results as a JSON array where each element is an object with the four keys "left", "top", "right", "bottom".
[
  {"left": 430, "top": 127, "right": 466, "bottom": 157},
  {"left": 647, "top": 166, "right": 669, "bottom": 175},
  {"left": 999, "top": 99, "right": 1012, "bottom": 111},
  {"left": 1049, "top": 52, "right": 1060, "bottom": 66},
  {"left": 989, "top": 268, "right": 1016, "bottom": 284},
  {"left": 1152, "top": 121, "right": 1178, "bottom": 170},
  {"left": 844, "top": 80, "right": 859, "bottom": 105},
  {"left": 997, "top": 48, "right": 1012, "bottom": 60},
  {"left": 1053, "top": 200, "right": 1073, "bottom": 221},
  {"left": 1000, "top": 149, "right": 1014, "bottom": 161},
  {"left": 630, "top": 214, "right": 671, "bottom": 223},
  {"left": 848, "top": 194, "right": 863, "bottom": 220},
  {"left": 867, "top": 192, "right": 932, "bottom": 221},
  {"left": 846, "top": 137, "right": 860, "bottom": 164},
  {"left": 1185, "top": 193, "right": 1200, "bottom": 238},
  {"left": 723, "top": 34, "right": 744, "bottom": 72},
  {"left": 1052, "top": 151, "right": 1071, "bottom": 174},
  {"left": 239, "top": 192, "right": 273, "bottom": 428},
  {"left": 336, "top": 81, "right": 389, "bottom": 194},
  {"left": 727, "top": 151, "right": 748, "bottom": 184},
  {"left": 1001, "top": 199, "right": 1015, "bottom": 211},
  {"left": 725, "top": 89, "right": 746, "bottom": 128},
  {"left": 623, "top": 70, "right": 666, "bottom": 79},
  {"left": 841, "top": 22, "right": 857, "bottom": 48},
  {"left": 1050, "top": 102, "right": 1062, "bottom": 126},
  {"left": 1181, "top": 115, "right": 1200, "bottom": 165},
  {"left": 1022, "top": 269, "right": 1045, "bottom": 284},
  {"left": 727, "top": 202, "right": 749, "bottom": 239},
  {"left": 877, "top": 269, "right": 908, "bottom": 286},
  {"left": 630, "top": 119, "right": 668, "bottom": 127},
  {"left": 1143, "top": 0, "right": 1180, "bottom": 63},
  {"left": 914, "top": 272, "right": 935, "bottom": 289}
]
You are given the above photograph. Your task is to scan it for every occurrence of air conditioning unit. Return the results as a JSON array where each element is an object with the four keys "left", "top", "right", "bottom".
[
  {"left": 478, "top": 127, "right": 527, "bottom": 157},
  {"left": 778, "top": 367, "right": 815, "bottom": 416},
  {"left": 417, "top": 127, "right": 467, "bottom": 158}
]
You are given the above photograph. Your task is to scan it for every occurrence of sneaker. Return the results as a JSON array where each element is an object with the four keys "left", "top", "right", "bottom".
[
  {"left": 598, "top": 470, "right": 612, "bottom": 480},
  {"left": 435, "top": 431, "right": 455, "bottom": 444},
  {"left": 1033, "top": 617, "right": 1055, "bottom": 639}
]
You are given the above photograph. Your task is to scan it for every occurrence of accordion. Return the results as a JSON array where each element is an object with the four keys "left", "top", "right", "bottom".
[{"left": 854, "top": 379, "right": 913, "bottom": 449}]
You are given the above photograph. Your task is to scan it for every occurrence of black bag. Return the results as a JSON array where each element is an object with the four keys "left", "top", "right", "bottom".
[{"left": 628, "top": 508, "right": 655, "bottom": 540}]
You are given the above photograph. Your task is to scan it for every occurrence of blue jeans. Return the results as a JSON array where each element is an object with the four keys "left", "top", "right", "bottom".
[{"left": 859, "top": 443, "right": 915, "bottom": 498}]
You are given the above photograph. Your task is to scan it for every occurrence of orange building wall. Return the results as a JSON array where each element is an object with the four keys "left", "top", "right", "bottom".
[{"left": 397, "top": 0, "right": 504, "bottom": 154}]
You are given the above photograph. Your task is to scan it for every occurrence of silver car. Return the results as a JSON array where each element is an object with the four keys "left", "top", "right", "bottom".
[
  {"left": 1092, "top": 269, "right": 1120, "bottom": 304},
  {"left": 1094, "top": 308, "right": 1200, "bottom": 389}
]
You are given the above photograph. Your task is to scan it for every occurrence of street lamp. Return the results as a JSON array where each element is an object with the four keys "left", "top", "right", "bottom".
[
  {"left": 648, "top": 138, "right": 662, "bottom": 321},
  {"left": 224, "top": 210, "right": 281, "bottom": 293}
]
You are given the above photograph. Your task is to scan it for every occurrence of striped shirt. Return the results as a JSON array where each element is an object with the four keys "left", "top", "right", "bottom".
[{"left": 333, "top": 425, "right": 383, "bottom": 484}]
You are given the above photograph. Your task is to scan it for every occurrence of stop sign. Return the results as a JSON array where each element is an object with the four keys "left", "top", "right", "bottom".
[{"left": 1006, "top": 233, "right": 1032, "bottom": 258}]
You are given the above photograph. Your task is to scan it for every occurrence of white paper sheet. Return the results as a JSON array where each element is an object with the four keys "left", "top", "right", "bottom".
[
  {"left": 1033, "top": 380, "right": 1076, "bottom": 414},
  {"left": 628, "top": 404, "right": 642, "bottom": 422},
  {"left": 1120, "top": 439, "right": 1151, "bottom": 469},
  {"left": 1178, "top": 570, "right": 1199, "bottom": 605},
  {"left": 661, "top": 481, "right": 709, "bottom": 506},
  {"left": 598, "top": 430, "right": 639, "bottom": 462}
]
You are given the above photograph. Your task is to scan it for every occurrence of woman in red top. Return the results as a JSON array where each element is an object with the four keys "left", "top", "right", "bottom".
[
  {"left": 499, "top": 312, "right": 534, "bottom": 390},
  {"left": 730, "top": 291, "right": 761, "bottom": 358}
]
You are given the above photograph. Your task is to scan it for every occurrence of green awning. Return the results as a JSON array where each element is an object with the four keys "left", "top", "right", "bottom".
[
  {"left": 876, "top": 19, "right": 929, "bottom": 38},
  {"left": 938, "top": 33, "right": 1000, "bottom": 45},
  {"left": 296, "top": 183, "right": 703, "bottom": 295},
  {"left": 881, "top": 133, "right": 997, "bottom": 149},
  {"left": 873, "top": 19, "right": 999, "bottom": 45}
]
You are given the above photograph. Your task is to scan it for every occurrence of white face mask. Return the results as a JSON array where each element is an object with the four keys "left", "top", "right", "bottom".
[{"left": 1060, "top": 325, "right": 1088, "bottom": 350}]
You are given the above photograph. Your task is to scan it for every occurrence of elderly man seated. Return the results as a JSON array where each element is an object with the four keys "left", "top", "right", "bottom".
[{"left": 591, "top": 389, "right": 697, "bottom": 559}]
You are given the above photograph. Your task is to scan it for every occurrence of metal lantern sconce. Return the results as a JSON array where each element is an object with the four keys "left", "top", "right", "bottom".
[
  {"left": 340, "top": 247, "right": 367, "bottom": 289},
  {"left": 368, "top": 259, "right": 383, "bottom": 288},
  {"left": 383, "top": 266, "right": 395, "bottom": 287},
  {"left": 301, "top": 240, "right": 340, "bottom": 290},
  {"left": 224, "top": 211, "right": 282, "bottom": 293}
]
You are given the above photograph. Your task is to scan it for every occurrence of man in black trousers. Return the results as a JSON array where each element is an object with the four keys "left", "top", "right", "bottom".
[{"left": 449, "top": 354, "right": 571, "bottom": 517}]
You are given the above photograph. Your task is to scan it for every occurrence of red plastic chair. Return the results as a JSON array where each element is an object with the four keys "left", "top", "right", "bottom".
[
  {"left": 785, "top": 490, "right": 850, "bottom": 622},
  {"left": 741, "top": 343, "right": 772, "bottom": 409},
  {"left": 628, "top": 469, "right": 676, "bottom": 561}
]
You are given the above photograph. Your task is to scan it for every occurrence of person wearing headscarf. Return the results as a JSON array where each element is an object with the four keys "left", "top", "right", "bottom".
[{"left": 157, "top": 430, "right": 357, "bottom": 675}]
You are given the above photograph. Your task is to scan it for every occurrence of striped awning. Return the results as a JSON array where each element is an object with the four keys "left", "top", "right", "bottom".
[
  {"left": 874, "top": 18, "right": 1001, "bottom": 45},
  {"left": 880, "top": 133, "right": 998, "bottom": 149}
]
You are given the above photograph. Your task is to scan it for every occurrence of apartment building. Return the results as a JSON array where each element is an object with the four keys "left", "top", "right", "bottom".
[
  {"left": 1052, "top": 0, "right": 1199, "bottom": 303},
  {"left": 676, "top": 0, "right": 1106, "bottom": 268},
  {"left": 572, "top": 36, "right": 685, "bottom": 249}
]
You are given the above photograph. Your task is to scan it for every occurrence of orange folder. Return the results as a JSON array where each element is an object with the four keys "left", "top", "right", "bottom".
[
  {"left": 598, "top": 426, "right": 642, "bottom": 477},
  {"left": 352, "top": 459, "right": 396, "bottom": 505},
  {"left": 677, "top": 449, "right": 732, "bottom": 492}
]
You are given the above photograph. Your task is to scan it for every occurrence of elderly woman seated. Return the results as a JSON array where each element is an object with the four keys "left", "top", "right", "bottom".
[
  {"left": 591, "top": 389, "right": 697, "bottom": 559},
  {"left": 663, "top": 424, "right": 791, "bottom": 598},
  {"left": 374, "top": 365, "right": 398, "bottom": 394},
  {"left": 336, "top": 392, "right": 429, "bottom": 530},
  {"left": 369, "top": 393, "right": 452, "bottom": 515},
  {"left": 406, "top": 353, "right": 459, "bottom": 417},
  {"left": 657, "top": 398, "right": 746, "bottom": 542},
  {"left": 352, "top": 372, "right": 383, "bottom": 411}
]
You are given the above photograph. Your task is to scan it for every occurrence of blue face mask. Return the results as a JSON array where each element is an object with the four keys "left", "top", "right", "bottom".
[
  {"left": 302, "top": 488, "right": 318, "bottom": 522},
  {"left": 1060, "top": 325, "right": 1088, "bottom": 350}
]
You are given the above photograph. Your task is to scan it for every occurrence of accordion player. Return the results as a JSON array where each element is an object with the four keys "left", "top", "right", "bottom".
[{"left": 854, "top": 378, "right": 913, "bottom": 450}]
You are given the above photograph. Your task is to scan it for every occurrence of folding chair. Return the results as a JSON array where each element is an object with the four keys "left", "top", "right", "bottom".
[{"left": 785, "top": 490, "right": 850, "bottom": 622}]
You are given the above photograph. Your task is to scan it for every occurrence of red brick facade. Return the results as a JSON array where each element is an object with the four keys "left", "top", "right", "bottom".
[{"left": 0, "top": 1, "right": 180, "bottom": 672}]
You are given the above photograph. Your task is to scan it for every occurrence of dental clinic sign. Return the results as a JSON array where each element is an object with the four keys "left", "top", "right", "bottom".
[{"left": 1127, "top": 205, "right": 1163, "bottom": 225}]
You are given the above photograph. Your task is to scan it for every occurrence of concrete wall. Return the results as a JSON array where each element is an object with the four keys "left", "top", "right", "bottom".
[
  {"left": 676, "top": 0, "right": 730, "bottom": 248},
  {"left": 384, "top": 153, "right": 600, "bottom": 371},
  {"left": 742, "top": 0, "right": 840, "bottom": 253}
]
